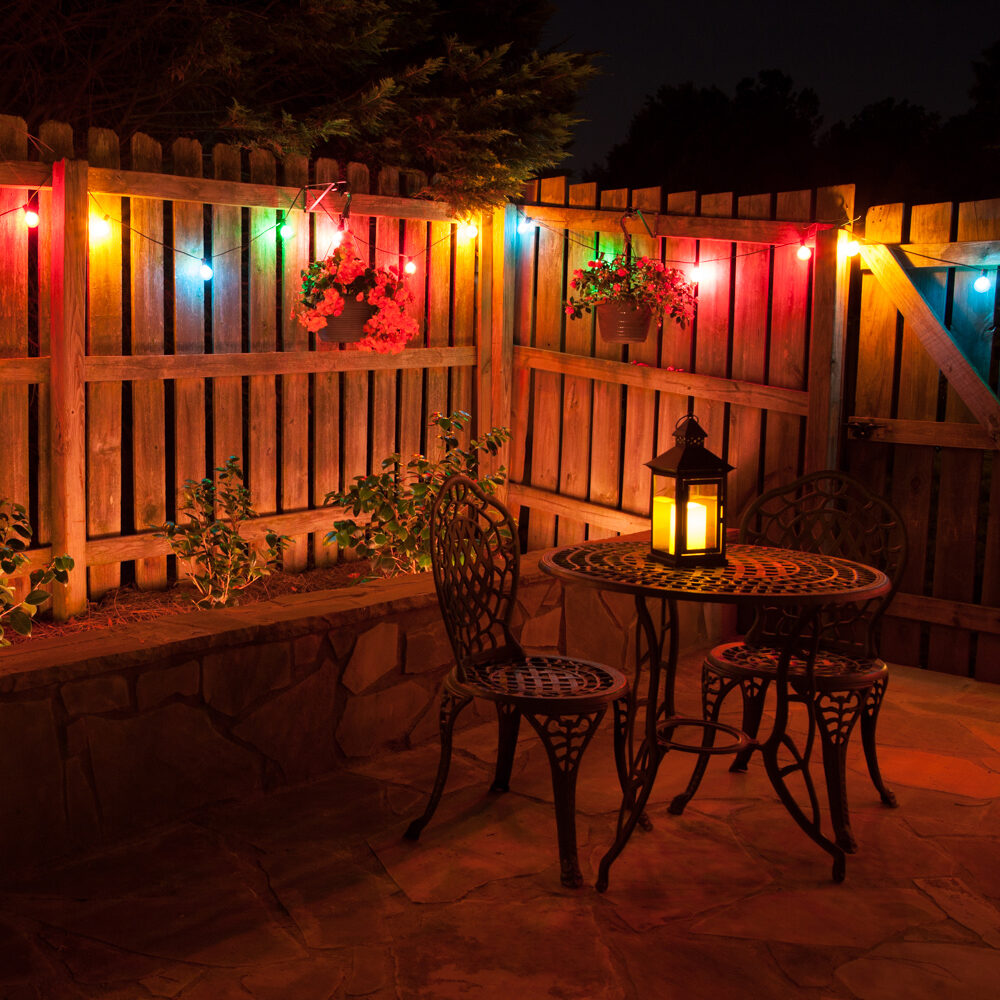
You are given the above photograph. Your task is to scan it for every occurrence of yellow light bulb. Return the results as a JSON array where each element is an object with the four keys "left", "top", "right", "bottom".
[
  {"left": 457, "top": 221, "right": 478, "bottom": 241},
  {"left": 796, "top": 244, "right": 812, "bottom": 261},
  {"left": 90, "top": 214, "right": 112, "bottom": 239}
]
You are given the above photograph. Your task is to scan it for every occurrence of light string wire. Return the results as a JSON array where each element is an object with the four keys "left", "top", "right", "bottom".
[{"left": 517, "top": 206, "right": 997, "bottom": 274}]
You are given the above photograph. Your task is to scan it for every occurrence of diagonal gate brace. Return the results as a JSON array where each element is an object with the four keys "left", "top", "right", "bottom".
[{"left": 858, "top": 242, "right": 1000, "bottom": 450}]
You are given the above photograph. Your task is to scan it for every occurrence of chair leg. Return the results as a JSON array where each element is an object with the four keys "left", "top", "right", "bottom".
[
  {"left": 730, "top": 675, "right": 769, "bottom": 772},
  {"left": 814, "top": 689, "right": 864, "bottom": 854},
  {"left": 525, "top": 710, "right": 604, "bottom": 889},
  {"left": 861, "top": 676, "right": 897, "bottom": 807},
  {"left": 405, "top": 687, "right": 473, "bottom": 840},
  {"left": 491, "top": 703, "right": 522, "bottom": 792},
  {"left": 668, "top": 665, "right": 734, "bottom": 815}
]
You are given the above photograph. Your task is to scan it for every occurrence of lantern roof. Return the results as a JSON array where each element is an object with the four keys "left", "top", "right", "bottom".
[{"left": 646, "top": 415, "right": 733, "bottom": 476}]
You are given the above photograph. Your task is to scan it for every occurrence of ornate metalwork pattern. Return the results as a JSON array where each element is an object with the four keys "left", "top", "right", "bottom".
[
  {"left": 712, "top": 643, "right": 887, "bottom": 682},
  {"left": 410, "top": 474, "right": 632, "bottom": 890},
  {"left": 542, "top": 540, "right": 889, "bottom": 604},
  {"left": 471, "top": 655, "right": 622, "bottom": 702}
]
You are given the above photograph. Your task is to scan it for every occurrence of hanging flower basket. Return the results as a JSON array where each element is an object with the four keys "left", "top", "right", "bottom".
[
  {"left": 596, "top": 302, "right": 654, "bottom": 343},
  {"left": 297, "top": 246, "right": 418, "bottom": 353},
  {"left": 565, "top": 253, "right": 696, "bottom": 346},
  {"left": 314, "top": 299, "right": 377, "bottom": 344}
]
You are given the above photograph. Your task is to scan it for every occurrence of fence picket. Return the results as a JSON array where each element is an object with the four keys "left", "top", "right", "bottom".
[
  {"left": 129, "top": 133, "right": 168, "bottom": 588},
  {"left": 279, "top": 154, "right": 310, "bottom": 571},
  {"left": 0, "top": 116, "right": 30, "bottom": 602},
  {"left": 210, "top": 143, "right": 242, "bottom": 476},
  {"left": 248, "top": 150, "right": 278, "bottom": 519},
  {"left": 881, "top": 202, "right": 951, "bottom": 666},
  {"left": 85, "top": 127, "right": 123, "bottom": 597},
  {"left": 525, "top": 176, "right": 567, "bottom": 550},
  {"left": 398, "top": 171, "right": 428, "bottom": 461},
  {"left": 728, "top": 193, "right": 771, "bottom": 519},
  {"left": 556, "top": 181, "right": 598, "bottom": 544},
  {"left": 311, "top": 157, "right": 342, "bottom": 567},
  {"left": 619, "top": 186, "right": 662, "bottom": 520},
  {"left": 763, "top": 189, "right": 811, "bottom": 492},
  {"left": 171, "top": 139, "right": 207, "bottom": 516}
]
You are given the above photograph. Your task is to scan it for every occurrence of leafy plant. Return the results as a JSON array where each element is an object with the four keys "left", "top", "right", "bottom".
[
  {"left": 158, "top": 457, "right": 290, "bottom": 609},
  {"left": 564, "top": 253, "right": 696, "bottom": 326},
  {"left": 0, "top": 500, "right": 73, "bottom": 646},
  {"left": 297, "top": 245, "right": 419, "bottom": 353},
  {"left": 324, "top": 411, "right": 511, "bottom": 575}
]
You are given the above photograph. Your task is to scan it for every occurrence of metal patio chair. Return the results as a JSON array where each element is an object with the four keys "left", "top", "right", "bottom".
[
  {"left": 670, "top": 470, "right": 907, "bottom": 853},
  {"left": 405, "top": 475, "right": 631, "bottom": 887}
]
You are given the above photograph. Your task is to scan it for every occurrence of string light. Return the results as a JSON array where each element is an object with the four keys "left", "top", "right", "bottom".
[
  {"left": 200, "top": 260, "right": 214, "bottom": 281},
  {"left": 796, "top": 243, "right": 812, "bottom": 261},
  {"left": 404, "top": 259, "right": 417, "bottom": 275},
  {"left": 688, "top": 265, "right": 702, "bottom": 283},
  {"left": 457, "top": 220, "right": 478, "bottom": 241},
  {"left": 23, "top": 206, "right": 39, "bottom": 228},
  {"left": 843, "top": 238, "right": 860, "bottom": 257},
  {"left": 973, "top": 271, "right": 991, "bottom": 293},
  {"left": 517, "top": 216, "right": 536, "bottom": 234},
  {"left": 278, "top": 213, "right": 294, "bottom": 240},
  {"left": 90, "top": 214, "right": 112, "bottom": 239}
]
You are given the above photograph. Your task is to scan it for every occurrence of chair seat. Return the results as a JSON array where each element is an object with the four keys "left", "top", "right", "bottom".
[
  {"left": 707, "top": 641, "right": 887, "bottom": 689},
  {"left": 454, "top": 654, "right": 629, "bottom": 709}
]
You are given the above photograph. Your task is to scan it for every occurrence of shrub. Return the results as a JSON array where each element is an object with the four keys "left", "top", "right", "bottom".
[
  {"left": 158, "top": 457, "right": 290, "bottom": 608},
  {"left": 0, "top": 500, "right": 73, "bottom": 646},
  {"left": 324, "top": 411, "right": 511, "bottom": 576}
]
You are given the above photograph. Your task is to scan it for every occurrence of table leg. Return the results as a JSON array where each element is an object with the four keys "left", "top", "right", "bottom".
[
  {"left": 596, "top": 595, "right": 677, "bottom": 892},
  {"left": 759, "top": 607, "right": 847, "bottom": 882}
]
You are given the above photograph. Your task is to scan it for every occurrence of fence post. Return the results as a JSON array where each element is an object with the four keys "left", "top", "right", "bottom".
[
  {"left": 479, "top": 204, "right": 517, "bottom": 497},
  {"left": 805, "top": 200, "right": 853, "bottom": 472},
  {"left": 49, "top": 157, "right": 89, "bottom": 618}
]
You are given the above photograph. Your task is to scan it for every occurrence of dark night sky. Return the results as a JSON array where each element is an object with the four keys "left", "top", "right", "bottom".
[{"left": 543, "top": 0, "right": 998, "bottom": 173}]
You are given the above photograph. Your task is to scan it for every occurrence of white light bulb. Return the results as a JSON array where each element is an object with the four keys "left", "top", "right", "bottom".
[
  {"left": 797, "top": 244, "right": 812, "bottom": 261},
  {"left": 404, "top": 259, "right": 417, "bottom": 275},
  {"left": 973, "top": 272, "right": 991, "bottom": 293},
  {"left": 200, "top": 260, "right": 214, "bottom": 281}
]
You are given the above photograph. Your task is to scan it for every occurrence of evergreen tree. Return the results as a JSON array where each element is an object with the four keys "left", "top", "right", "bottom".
[{"left": 1, "top": 0, "right": 593, "bottom": 213}]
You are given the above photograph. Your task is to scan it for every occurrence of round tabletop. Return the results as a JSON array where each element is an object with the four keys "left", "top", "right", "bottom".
[{"left": 539, "top": 540, "right": 890, "bottom": 605}]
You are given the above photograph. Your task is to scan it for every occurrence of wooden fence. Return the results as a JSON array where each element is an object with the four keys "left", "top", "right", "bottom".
[
  {"left": 0, "top": 115, "right": 496, "bottom": 618},
  {"left": 506, "top": 178, "right": 853, "bottom": 548},
  {"left": 844, "top": 197, "right": 1000, "bottom": 682},
  {"left": 2, "top": 112, "right": 999, "bottom": 680}
]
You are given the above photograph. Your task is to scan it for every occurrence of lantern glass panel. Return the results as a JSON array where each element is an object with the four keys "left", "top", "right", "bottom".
[
  {"left": 687, "top": 481, "right": 720, "bottom": 552},
  {"left": 651, "top": 476, "right": 677, "bottom": 555}
]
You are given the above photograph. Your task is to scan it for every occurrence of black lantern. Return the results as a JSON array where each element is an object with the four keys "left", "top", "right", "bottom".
[{"left": 646, "top": 414, "right": 732, "bottom": 567}]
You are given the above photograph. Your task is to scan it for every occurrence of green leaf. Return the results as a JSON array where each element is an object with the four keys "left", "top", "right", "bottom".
[{"left": 6, "top": 608, "right": 33, "bottom": 636}]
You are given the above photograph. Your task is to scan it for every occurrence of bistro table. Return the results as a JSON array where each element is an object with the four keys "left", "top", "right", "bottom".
[{"left": 539, "top": 538, "right": 890, "bottom": 890}]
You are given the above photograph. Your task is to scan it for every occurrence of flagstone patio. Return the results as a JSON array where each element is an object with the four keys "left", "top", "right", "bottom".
[{"left": 0, "top": 651, "right": 998, "bottom": 999}]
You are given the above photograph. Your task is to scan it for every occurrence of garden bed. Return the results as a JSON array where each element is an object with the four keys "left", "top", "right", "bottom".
[{"left": 0, "top": 549, "right": 718, "bottom": 880}]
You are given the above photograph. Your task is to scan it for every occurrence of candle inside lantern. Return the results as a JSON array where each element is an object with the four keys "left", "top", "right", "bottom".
[{"left": 652, "top": 496, "right": 708, "bottom": 553}]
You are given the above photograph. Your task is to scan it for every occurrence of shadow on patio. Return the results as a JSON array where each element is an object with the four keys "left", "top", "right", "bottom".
[{"left": 1, "top": 650, "right": 998, "bottom": 999}]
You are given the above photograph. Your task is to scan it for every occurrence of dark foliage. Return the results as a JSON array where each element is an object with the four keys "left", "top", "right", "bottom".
[{"left": 1, "top": 0, "right": 591, "bottom": 213}]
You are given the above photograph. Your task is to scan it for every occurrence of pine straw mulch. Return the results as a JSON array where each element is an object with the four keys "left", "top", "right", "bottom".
[{"left": 10, "top": 562, "right": 378, "bottom": 645}]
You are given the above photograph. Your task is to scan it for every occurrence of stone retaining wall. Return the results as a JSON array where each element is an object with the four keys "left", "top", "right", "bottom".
[{"left": 0, "top": 553, "right": 718, "bottom": 877}]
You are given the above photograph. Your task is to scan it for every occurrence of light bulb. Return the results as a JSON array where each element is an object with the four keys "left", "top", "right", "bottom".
[
  {"left": 796, "top": 244, "right": 812, "bottom": 261},
  {"left": 843, "top": 239, "right": 860, "bottom": 257},
  {"left": 90, "top": 214, "right": 111, "bottom": 239},
  {"left": 23, "top": 207, "right": 39, "bottom": 228},
  {"left": 330, "top": 228, "right": 344, "bottom": 249},
  {"left": 404, "top": 259, "right": 417, "bottom": 275},
  {"left": 200, "top": 260, "right": 214, "bottom": 281},
  {"left": 688, "top": 265, "right": 702, "bottom": 283},
  {"left": 457, "top": 221, "right": 478, "bottom": 241},
  {"left": 973, "top": 271, "right": 991, "bottom": 293},
  {"left": 517, "top": 216, "right": 536, "bottom": 234},
  {"left": 279, "top": 217, "right": 294, "bottom": 240}
]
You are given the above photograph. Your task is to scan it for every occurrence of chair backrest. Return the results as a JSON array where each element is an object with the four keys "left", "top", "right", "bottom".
[
  {"left": 739, "top": 471, "right": 908, "bottom": 656},
  {"left": 430, "top": 475, "right": 521, "bottom": 676}
]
